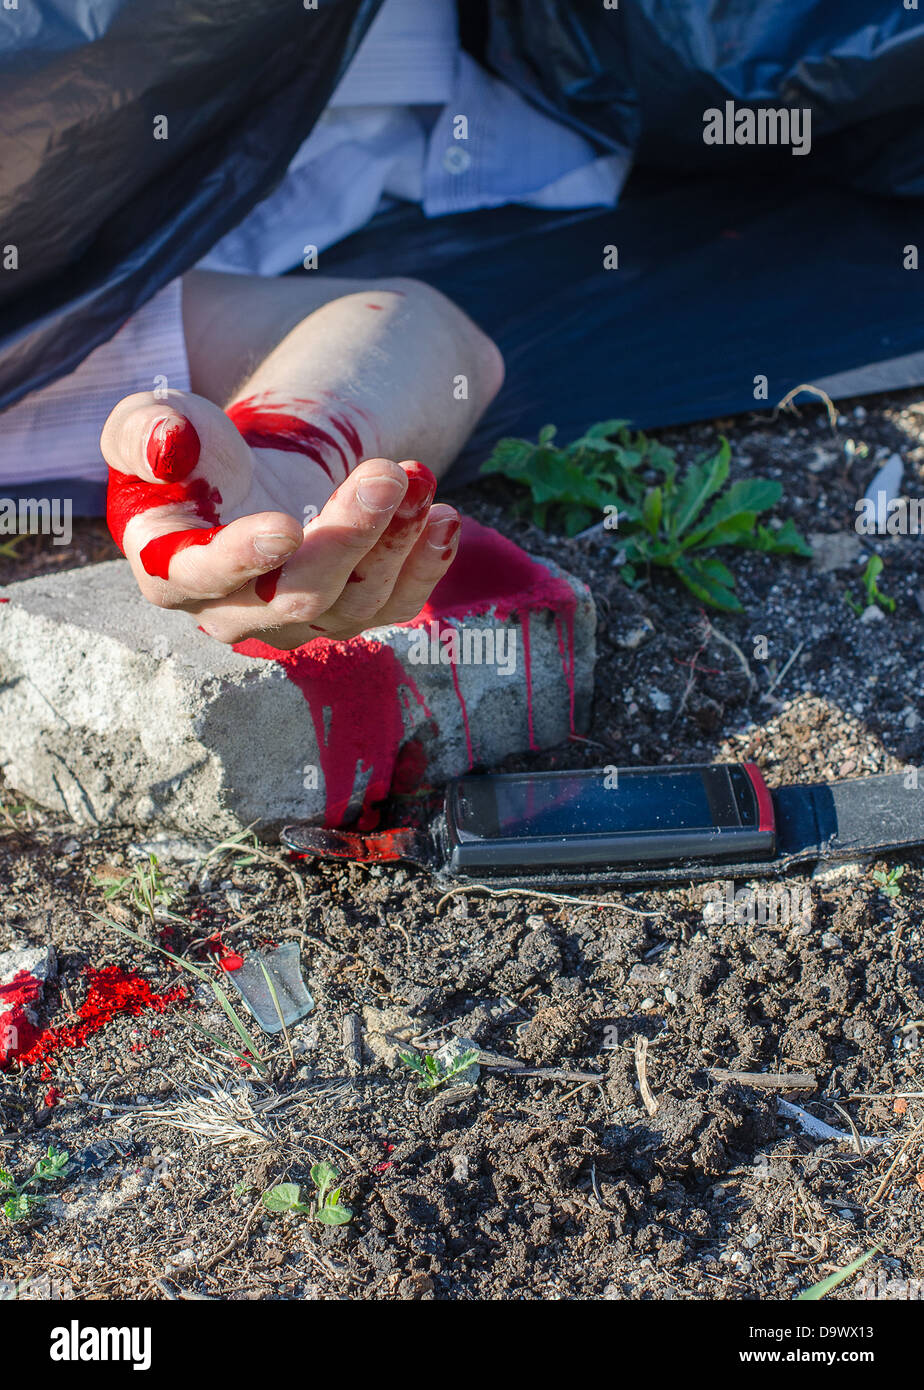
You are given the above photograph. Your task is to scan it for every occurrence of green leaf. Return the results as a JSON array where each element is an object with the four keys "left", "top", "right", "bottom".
[
  {"left": 583, "top": 418, "right": 630, "bottom": 441},
  {"left": 537, "top": 424, "right": 557, "bottom": 446},
  {"left": 186, "top": 1017, "right": 263, "bottom": 1071},
  {"left": 646, "top": 440, "right": 678, "bottom": 480},
  {"left": 669, "top": 439, "right": 731, "bottom": 537},
  {"left": 0, "top": 1169, "right": 15, "bottom": 1193},
  {"left": 34, "top": 1145, "right": 70, "bottom": 1181},
  {"left": 95, "top": 914, "right": 212, "bottom": 982},
  {"left": 562, "top": 506, "right": 596, "bottom": 536},
  {"left": 4, "top": 1193, "right": 38, "bottom": 1221},
  {"left": 480, "top": 437, "right": 535, "bottom": 479},
  {"left": 315, "top": 1203, "right": 353, "bottom": 1226},
  {"left": 443, "top": 1049, "right": 480, "bottom": 1080},
  {"left": 642, "top": 486, "right": 662, "bottom": 537},
  {"left": 865, "top": 553, "right": 884, "bottom": 582},
  {"left": 675, "top": 556, "right": 742, "bottom": 612},
  {"left": 310, "top": 1161, "right": 338, "bottom": 1200},
  {"left": 682, "top": 478, "right": 781, "bottom": 548},
  {"left": 398, "top": 1049, "right": 430, "bottom": 1080},
  {"left": 748, "top": 518, "right": 813, "bottom": 556},
  {"left": 687, "top": 512, "right": 759, "bottom": 550},
  {"left": 797, "top": 1244, "right": 882, "bottom": 1301},
  {"left": 262, "top": 1183, "right": 303, "bottom": 1212}
]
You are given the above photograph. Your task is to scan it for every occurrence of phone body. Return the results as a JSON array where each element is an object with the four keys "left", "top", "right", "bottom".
[{"left": 443, "top": 763, "right": 775, "bottom": 875}]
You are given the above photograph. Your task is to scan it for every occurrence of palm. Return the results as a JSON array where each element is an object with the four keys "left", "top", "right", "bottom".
[{"left": 218, "top": 396, "right": 362, "bottom": 527}]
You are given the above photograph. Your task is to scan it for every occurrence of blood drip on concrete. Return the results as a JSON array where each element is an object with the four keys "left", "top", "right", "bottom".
[
  {"left": 234, "top": 633, "right": 433, "bottom": 829},
  {"left": 419, "top": 517, "right": 578, "bottom": 756},
  {"left": 0, "top": 968, "right": 44, "bottom": 1065},
  {"left": 234, "top": 518, "right": 578, "bottom": 827}
]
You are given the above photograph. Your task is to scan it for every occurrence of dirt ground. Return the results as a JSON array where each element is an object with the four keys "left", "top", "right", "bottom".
[{"left": 1, "top": 390, "right": 922, "bottom": 1301}]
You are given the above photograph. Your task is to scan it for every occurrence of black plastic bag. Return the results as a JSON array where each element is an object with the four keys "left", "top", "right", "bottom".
[
  {"left": 2, "top": 0, "right": 924, "bottom": 417},
  {"left": 0, "top": 0, "right": 384, "bottom": 410}
]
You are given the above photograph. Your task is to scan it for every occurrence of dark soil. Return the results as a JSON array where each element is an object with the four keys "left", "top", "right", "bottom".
[{"left": 1, "top": 390, "right": 923, "bottom": 1301}]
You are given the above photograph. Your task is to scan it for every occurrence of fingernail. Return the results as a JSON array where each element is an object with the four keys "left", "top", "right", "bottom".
[
  {"left": 426, "top": 515, "right": 461, "bottom": 549},
  {"left": 397, "top": 461, "right": 437, "bottom": 516},
  {"left": 146, "top": 416, "right": 200, "bottom": 482},
  {"left": 357, "top": 474, "right": 406, "bottom": 512},
  {"left": 254, "top": 533, "right": 299, "bottom": 560}
]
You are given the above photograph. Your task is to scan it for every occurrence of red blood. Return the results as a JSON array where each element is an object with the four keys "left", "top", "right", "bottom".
[
  {"left": 429, "top": 516, "right": 461, "bottom": 561},
  {"left": 391, "top": 737, "right": 428, "bottom": 794},
  {"left": 140, "top": 526, "right": 224, "bottom": 580},
  {"left": 4, "top": 966, "right": 185, "bottom": 1071},
  {"left": 419, "top": 518, "right": 579, "bottom": 753},
  {"left": 234, "top": 633, "right": 434, "bottom": 828},
  {"left": 146, "top": 416, "right": 201, "bottom": 482},
  {"left": 254, "top": 567, "right": 281, "bottom": 603},
  {"left": 106, "top": 469, "right": 222, "bottom": 551},
  {"left": 227, "top": 396, "right": 349, "bottom": 482},
  {"left": 0, "top": 597, "right": 8, "bottom": 603},
  {"left": 368, "top": 461, "right": 437, "bottom": 554},
  {"left": 396, "top": 461, "right": 436, "bottom": 515},
  {"left": 366, "top": 304, "right": 384, "bottom": 310},
  {"left": 0, "top": 969, "right": 44, "bottom": 1064},
  {"left": 327, "top": 411, "right": 366, "bottom": 465},
  {"left": 232, "top": 518, "right": 579, "bottom": 824}
]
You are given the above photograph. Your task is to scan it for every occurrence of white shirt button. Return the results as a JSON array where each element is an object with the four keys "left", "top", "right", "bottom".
[{"left": 442, "top": 145, "right": 472, "bottom": 175}]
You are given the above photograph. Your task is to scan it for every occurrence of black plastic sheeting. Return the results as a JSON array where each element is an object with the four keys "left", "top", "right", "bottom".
[
  {"left": 482, "top": 1, "right": 924, "bottom": 196},
  {"left": 0, "top": 0, "right": 385, "bottom": 410},
  {"left": 2, "top": 0, "right": 924, "bottom": 435},
  {"left": 319, "top": 172, "right": 924, "bottom": 487}
]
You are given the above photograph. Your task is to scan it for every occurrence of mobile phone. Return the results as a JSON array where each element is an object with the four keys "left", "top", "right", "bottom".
[{"left": 443, "top": 763, "right": 775, "bottom": 875}]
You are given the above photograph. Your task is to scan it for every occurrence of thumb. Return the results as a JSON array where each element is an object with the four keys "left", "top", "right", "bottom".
[{"left": 101, "top": 390, "right": 253, "bottom": 553}]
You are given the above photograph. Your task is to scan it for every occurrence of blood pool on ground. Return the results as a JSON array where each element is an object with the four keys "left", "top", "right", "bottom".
[{"left": 2, "top": 966, "right": 186, "bottom": 1071}]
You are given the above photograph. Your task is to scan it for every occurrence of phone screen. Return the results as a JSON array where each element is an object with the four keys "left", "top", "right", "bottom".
[{"left": 453, "top": 766, "right": 754, "bottom": 840}]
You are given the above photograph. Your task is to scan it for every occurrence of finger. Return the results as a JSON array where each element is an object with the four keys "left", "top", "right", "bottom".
[
  {"left": 375, "top": 505, "right": 461, "bottom": 624},
  {"left": 102, "top": 391, "right": 256, "bottom": 568},
  {"left": 255, "top": 457, "right": 411, "bottom": 622},
  {"left": 125, "top": 510, "right": 305, "bottom": 604},
  {"left": 101, "top": 389, "right": 251, "bottom": 489},
  {"left": 191, "top": 503, "right": 461, "bottom": 647},
  {"left": 320, "top": 460, "right": 436, "bottom": 628}
]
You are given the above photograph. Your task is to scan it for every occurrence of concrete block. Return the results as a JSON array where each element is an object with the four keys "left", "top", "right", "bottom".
[{"left": 0, "top": 518, "right": 595, "bottom": 835}]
